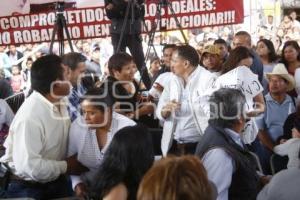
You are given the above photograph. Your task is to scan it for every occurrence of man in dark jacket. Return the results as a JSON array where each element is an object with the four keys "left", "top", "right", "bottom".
[
  {"left": 195, "top": 88, "right": 260, "bottom": 200},
  {"left": 104, "top": 0, "right": 151, "bottom": 90}
]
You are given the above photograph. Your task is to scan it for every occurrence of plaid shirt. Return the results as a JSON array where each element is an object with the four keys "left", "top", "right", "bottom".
[{"left": 68, "top": 85, "right": 86, "bottom": 122}]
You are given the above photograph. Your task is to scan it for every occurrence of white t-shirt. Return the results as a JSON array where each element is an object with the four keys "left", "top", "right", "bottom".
[{"left": 68, "top": 112, "right": 136, "bottom": 189}]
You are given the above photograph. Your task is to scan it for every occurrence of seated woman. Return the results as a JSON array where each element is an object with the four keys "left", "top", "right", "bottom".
[
  {"left": 137, "top": 155, "right": 216, "bottom": 200},
  {"left": 102, "top": 52, "right": 158, "bottom": 128},
  {"left": 89, "top": 125, "right": 154, "bottom": 200},
  {"left": 68, "top": 87, "right": 136, "bottom": 198}
]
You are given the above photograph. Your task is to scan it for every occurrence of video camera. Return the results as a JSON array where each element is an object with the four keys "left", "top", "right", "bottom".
[
  {"left": 29, "top": 1, "right": 75, "bottom": 14},
  {"left": 105, "top": 0, "right": 145, "bottom": 20}
]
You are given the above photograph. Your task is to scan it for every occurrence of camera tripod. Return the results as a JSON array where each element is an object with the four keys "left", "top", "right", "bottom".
[
  {"left": 113, "top": 0, "right": 152, "bottom": 90},
  {"left": 144, "top": 0, "right": 188, "bottom": 61},
  {"left": 49, "top": 2, "right": 74, "bottom": 56}
]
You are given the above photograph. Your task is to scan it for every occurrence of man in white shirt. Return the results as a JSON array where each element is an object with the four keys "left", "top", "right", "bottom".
[
  {"left": 0, "top": 55, "right": 87, "bottom": 199},
  {"left": 157, "top": 45, "right": 215, "bottom": 156}
]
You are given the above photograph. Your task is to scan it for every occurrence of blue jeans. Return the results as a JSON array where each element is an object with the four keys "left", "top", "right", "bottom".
[{"left": 5, "top": 175, "right": 72, "bottom": 199}]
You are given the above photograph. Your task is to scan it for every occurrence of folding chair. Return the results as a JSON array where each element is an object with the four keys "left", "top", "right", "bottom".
[
  {"left": 270, "top": 154, "right": 288, "bottom": 175},
  {"left": 249, "top": 151, "right": 264, "bottom": 174},
  {"left": 5, "top": 92, "right": 25, "bottom": 114}
]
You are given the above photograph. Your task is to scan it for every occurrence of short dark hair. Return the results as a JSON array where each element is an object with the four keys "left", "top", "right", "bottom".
[
  {"left": 208, "top": 88, "right": 246, "bottom": 128},
  {"left": 80, "top": 87, "right": 115, "bottom": 113},
  {"left": 81, "top": 69, "right": 100, "bottom": 91},
  {"left": 61, "top": 52, "right": 86, "bottom": 71},
  {"left": 175, "top": 45, "right": 199, "bottom": 67},
  {"left": 31, "top": 54, "right": 64, "bottom": 95},
  {"left": 163, "top": 44, "right": 177, "bottom": 53},
  {"left": 90, "top": 125, "right": 154, "bottom": 199},
  {"left": 108, "top": 52, "right": 134, "bottom": 76},
  {"left": 235, "top": 31, "right": 251, "bottom": 39},
  {"left": 214, "top": 38, "right": 227, "bottom": 46}
]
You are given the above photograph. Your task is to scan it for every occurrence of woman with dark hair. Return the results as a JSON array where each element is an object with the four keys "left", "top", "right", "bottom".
[
  {"left": 89, "top": 125, "right": 154, "bottom": 200},
  {"left": 256, "top": 39, "right": 278, "bottom": 65},
  {"left": 220, "top": 46, "right": 265, "bottom": 116},
  {"left": 209, "top": 46, "right": 265, "bottom": 144},
  {"left": 221, "top": 46, "right": 254, "bottom": 74},
  {"left": 68, "top": 87, "right": 136, "bottom": 198},
  {"left": 256, "top": 39, "right": 279, "bottom": 94},
  {"left": 137, "top": 155, "right": 216, "bottom": 200},
  {"left": 281, "top": 40, "right": 300, "bottom": 75},
  {"left": 102, "top": 52, "right": 157, "bottom": 128},
  {"left": 280, "top": 40, "right": 300, "bottom": 98}
]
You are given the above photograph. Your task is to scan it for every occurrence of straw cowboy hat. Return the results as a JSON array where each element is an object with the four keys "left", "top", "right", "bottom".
[{"left": 266, "top": 63, "right": 295, "bottom": 91}]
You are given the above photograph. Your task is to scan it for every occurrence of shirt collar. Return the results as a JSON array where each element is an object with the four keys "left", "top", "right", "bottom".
[
  {"left": 32, "top": 91, "right": 68, "bottom": 115},
  {"left": 186, "top": 66, "right": 199, "bottom": 83},
  {"left": 224, "top": 128, "right": 244, "bottom": 148},
  {"left": 265, "top": 93, "right": 293, "bottom": 104},
  {"left": 178, "top": 66, "right": 199, "bottom": 85},
  {"left": 32, "top": 91, "right": 55, "bottom": 110}
]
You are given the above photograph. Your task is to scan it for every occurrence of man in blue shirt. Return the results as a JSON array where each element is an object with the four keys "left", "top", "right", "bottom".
[
  {"left": 255, "top": 63, "right": 296, "bottom": 173},
  {"left": 62, "top": 52, "right": 87, "bottom": 122}
]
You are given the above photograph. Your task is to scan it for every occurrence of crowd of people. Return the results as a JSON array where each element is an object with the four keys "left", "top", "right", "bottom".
[{"left": 0, "top": 5, "right": 300, "bottom": 200}]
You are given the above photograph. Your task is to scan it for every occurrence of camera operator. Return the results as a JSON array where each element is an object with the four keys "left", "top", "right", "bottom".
[{"left": 105, "top": 0, "right": 152, "bottom": 90}]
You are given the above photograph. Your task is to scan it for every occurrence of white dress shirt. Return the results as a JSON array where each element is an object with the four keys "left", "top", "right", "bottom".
[
  {"left": 157, "top": 66, "right": 215, "bottom": 156},
  {"left": 0, "top": 99, "right": 14, "bottom": 130},
  {"left": 68, "top": 112, "right": 136, "bottom": 189},
  {"left": 0, "top": 91, "right": 70, "bottom": 183},
  {"left": 202, "top": 128, "right": 244, "bottom": 200},
  {"left": 149, "top": 72, "right": 174, "bottom": 99},
  {"left": 173, "top": 85, "right": 200, "bottom": 143}
]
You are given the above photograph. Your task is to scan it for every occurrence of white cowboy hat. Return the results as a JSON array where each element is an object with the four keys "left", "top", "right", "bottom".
[{"left": 265, "top": 63, "right": 295, "bottom": 91}]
